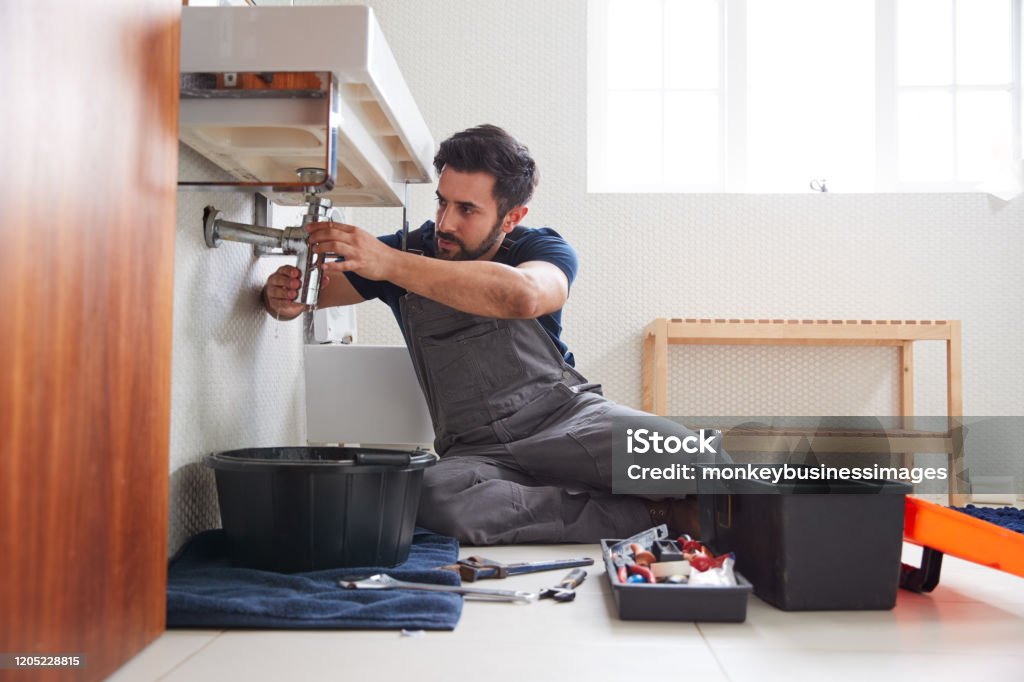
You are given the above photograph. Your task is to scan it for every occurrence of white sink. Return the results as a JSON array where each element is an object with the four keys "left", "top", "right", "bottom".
[{"left": 180, "top": 5, "right": 435, "bottom": 206}]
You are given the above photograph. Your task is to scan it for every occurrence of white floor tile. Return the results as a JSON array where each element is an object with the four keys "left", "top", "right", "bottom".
[
  {"left": 700, "top": 541, "right": 1024, "bottom": 654},
  {"left": 902, "top": 545, "right": 1024, "bottom": 608},
  {"left": 114, "top": 539, "right": 1024, "bottom": 681},
  {"left": 160, "top": 633, "right": 726, "bottom": 682},
  {"left": 699, "top": 594, "right": 1024, "bottom": 654},
  {"left": 712, "top": 649, "right": 1024, "bottom": 682},
  {"left": 445, "top": 559, "right": 713, "bottom": 646},
  {"left": 105, "top": 630, "right": 222, "bottom": 682}
]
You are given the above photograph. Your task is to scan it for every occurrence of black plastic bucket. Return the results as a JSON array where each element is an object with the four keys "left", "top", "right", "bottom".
[{"left": 206, "top": 447, "right": 437, "bottom": 573}]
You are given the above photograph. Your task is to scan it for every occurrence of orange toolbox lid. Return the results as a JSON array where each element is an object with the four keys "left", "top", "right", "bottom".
[{"left": 904, "top": 497, "right": 1024, "bottom": 579}]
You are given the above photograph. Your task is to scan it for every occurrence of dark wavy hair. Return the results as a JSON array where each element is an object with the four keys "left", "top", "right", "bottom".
[{"left": 433, "top": 124, "right": 539, "bottom": 218}]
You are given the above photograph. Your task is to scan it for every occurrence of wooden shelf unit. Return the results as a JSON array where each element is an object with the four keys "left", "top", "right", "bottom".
[{"left": 641, "top": 318, "right": 966, "bottom": 505}]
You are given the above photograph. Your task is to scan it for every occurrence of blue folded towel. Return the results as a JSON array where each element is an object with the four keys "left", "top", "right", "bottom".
[{"left": 167, "top": 528, "right": 462, "bottom": 630}]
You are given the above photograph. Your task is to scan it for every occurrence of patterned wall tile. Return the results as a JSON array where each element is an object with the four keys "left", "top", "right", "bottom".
[
  {"left": 342, "top": 0, "right": 1023, "bottom": 420},
  {"left": 170, "top": 147, "right": 308, "bottom": 552},
  {"left": 172, "top": 0, "right": 1024, "bottom": 537}
]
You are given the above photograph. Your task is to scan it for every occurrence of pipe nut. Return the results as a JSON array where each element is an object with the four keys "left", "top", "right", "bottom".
[{"left": 203, "top": 206, "right": 223, "bottom": 248}]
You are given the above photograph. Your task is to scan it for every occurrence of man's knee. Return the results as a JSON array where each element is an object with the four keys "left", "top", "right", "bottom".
[
  {"left": 416, "top": 469, "right": 527, "bottom": 544},
  {"left": 416, "top": 482, "right": 497, "bottom": 544},
  {"left": 416, "top": 494, "right": 464, "bottom": 540},
  {"left": 415, "top": 460, "right": 489, "bottom": 541}
]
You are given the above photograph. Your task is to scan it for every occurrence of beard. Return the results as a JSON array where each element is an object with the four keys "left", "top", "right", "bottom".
[{"left": 435, "top": 218, "right": 505, "bottom": 261}]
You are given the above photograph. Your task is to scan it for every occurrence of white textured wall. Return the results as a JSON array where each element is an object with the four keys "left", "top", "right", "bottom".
[
  {"left": 335, "top": 0, "right": 1024, "bottom": 418},
  {"left": 169, "top": 0, "right": 1024, "bottom": 547},
  {"left": 169, "top": 148, "right": 307, "bottom": 553}
]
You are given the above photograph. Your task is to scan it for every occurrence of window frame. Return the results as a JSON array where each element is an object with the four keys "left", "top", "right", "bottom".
[{"left": 587, "top": 0, "right": 1024, "bottom": 194}]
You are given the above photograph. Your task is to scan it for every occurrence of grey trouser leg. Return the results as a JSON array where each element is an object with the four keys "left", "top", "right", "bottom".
[
  {"left": 416, "top": 393, "right": 720, "bottom": 545},
  {"left": 505, "top": 393, "right": 712, "bottom": 498},
  {"left": 417, "top": 454, "right": 651, "bottom": 545},
  {"left": 400, "top": 294, "right": 717, "bottom": 545}
]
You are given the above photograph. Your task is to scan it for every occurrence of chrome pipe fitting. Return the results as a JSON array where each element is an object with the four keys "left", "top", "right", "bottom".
[{"left": 202, "top": 167, "right": 333, "bottom": 306}]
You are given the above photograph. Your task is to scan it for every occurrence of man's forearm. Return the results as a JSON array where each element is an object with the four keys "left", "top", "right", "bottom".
[{"left": 385, "top": 250, "right": 541, "bottom": 319}]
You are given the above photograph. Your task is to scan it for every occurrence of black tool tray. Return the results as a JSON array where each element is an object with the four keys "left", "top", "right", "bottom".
[{"left": 601, "top": 539, "right": 751, "bottom": 622}]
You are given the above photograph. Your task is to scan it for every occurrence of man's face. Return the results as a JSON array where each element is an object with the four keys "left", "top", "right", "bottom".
[{"left": 433, "top": 167, "right": 509, "bottom": 261}]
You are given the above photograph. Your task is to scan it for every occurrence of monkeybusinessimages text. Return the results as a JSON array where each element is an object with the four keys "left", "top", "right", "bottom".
[{"left": 624, "top": 428, "right": 950, "bottom": 485}]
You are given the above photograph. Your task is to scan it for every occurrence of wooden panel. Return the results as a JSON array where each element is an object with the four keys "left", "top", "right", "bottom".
[
  {"left": 0, "top": 2, "right": 180, "bottom": 680},
  {"left": 946, "top": 321, "right": 967, "bottom": 506},
  {"left": 898, "top": 341, "right": 915, "bottom": 418},
  {"left": 666, "top": 338, "right": 907, "bottom": 347},
  {"left": 642, "top": 327, "right": 655, "bottom": 414},
  {"left": 653, "top": 318, "right": 668, "bottom": 414},
  {"left": 898, "top": 342, "right": 915, "bottom": 468},
  {"left": 663, "top": 318, "right": 954, "bottom": 342},
  {"left": 642, "top": 317, "right": 965, "bottom": 504}
]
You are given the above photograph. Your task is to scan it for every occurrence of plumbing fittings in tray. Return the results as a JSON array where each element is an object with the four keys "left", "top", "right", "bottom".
[{"left": 601, "top": 525, "right": 752, "bottom": 622}]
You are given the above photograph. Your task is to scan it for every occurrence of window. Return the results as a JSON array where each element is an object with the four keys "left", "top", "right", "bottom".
[
  {"left": 889, "top": 0, "right": 1019, "bottom": 188},
  {"left": 587, "top": 0, "right": 1023, "bottom": 193}
]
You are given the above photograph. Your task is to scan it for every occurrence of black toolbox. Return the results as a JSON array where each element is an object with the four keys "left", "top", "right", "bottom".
[
  {"left": 697, "top": 464, "right": 912, "bottom": 611},
  {"left": 601, "top": 538, "right": 752, "bottom": 622}
]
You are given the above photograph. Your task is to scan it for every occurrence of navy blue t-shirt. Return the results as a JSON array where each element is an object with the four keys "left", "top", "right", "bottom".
[{"left": 344, "top": 221, "right": 578, "bottom": 365}]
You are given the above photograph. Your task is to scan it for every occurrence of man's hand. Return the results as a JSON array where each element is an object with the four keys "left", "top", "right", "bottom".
[
  {"left": 263, "top": 265, "right": 307, "bottom": 320},
  {"left": 308, "top": 221, "right": 397, "bottom": 282},
  {"left": 304, "top": 220, "right": 568, "bottom": 320}
]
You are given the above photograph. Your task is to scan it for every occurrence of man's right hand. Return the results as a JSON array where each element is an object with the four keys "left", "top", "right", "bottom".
[{"left": 263, "top": 265, "right": 307, "bottom": 320}]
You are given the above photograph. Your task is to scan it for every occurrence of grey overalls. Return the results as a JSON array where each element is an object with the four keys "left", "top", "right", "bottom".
[{"left": 400, "top": 292, "right": 660, "bottom": 545}]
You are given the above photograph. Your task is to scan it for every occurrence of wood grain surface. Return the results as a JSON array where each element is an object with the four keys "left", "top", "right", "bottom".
[{"left": 0, "top": 2, "right": 180, "bottom": 680}]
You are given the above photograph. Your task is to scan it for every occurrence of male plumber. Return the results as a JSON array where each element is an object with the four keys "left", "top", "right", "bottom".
[{"left": 263, "top": 124, "right": 716, "bottom": 544}]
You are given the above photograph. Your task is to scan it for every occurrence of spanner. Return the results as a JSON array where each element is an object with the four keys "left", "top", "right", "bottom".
[{"left": 339, "top": 573, "right": 537, "bottom": 603}]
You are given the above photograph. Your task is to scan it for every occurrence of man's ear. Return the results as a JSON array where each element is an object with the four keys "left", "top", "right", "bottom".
[{"left": 502, "top": 206, "right": 529, "bottom": 232}]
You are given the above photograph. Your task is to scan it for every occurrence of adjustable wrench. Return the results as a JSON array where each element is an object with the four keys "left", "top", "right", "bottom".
[
  {"left": 539, "top": 567, "right": 588, "bottom": 603},
  {"left": 442, "top": 556, "right": 594, "bottom": 582}
]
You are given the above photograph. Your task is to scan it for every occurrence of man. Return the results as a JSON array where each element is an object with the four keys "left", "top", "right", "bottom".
[{"left": 263, "top": 125, "right": 706, "bottom": 544}]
